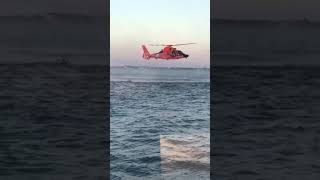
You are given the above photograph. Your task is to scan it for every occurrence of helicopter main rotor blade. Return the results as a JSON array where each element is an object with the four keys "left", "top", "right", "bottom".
[
  {"left": 148, "top": 43, "right": 196, "bottom": 46},
  {"left": 149, "top": 44, "right": 168, "bottom": 46},
  {"left": 171, "top": 43, "right": 196, "bottom": 46}
]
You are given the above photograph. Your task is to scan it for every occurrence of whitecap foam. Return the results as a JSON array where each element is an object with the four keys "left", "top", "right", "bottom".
[{"left": 160, "top": 133, "right": 210, "bottom": 179}]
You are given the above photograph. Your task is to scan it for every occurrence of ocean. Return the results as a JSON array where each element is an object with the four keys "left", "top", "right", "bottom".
[
  {"left": 110, "top": 66, "right": 210, "bottom": 179},
  {"left": 212, "top": 66, "right": 320, "bottom": 179},
  {"left": 0, "top": 63, "right": 107, "bottom": 179}
]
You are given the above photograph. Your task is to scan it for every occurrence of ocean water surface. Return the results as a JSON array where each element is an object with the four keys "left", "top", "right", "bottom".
[
  {"left": 213, "top": 66, "right": 320, "bottom": 179},
  {"left": 110, "top": 66, "right": 210, "bottom": 179},
  {"left": 0, "top": 63, "right": 107, "bottom": 179}
]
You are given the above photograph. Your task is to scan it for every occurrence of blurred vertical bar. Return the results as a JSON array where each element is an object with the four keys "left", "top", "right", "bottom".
[
  {"left": 0, "top": 0, "right": 109, "bottom": 179},
  {"left": 211, "top": 0, "right": 320, "bottom": 179}
]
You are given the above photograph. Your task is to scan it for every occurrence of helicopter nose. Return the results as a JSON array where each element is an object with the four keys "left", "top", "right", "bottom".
[{"left": 184, "top": 54, "right": 189, "bottom": 58}]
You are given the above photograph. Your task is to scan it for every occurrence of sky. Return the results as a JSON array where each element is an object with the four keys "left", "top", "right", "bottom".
[{"left": 110, "top": 0, "right": 210, "bottom": 68}]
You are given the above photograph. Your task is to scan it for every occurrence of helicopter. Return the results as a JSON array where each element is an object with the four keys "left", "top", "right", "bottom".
[{"left": 142, "top": 43, "right": 196, "bottom": 60}]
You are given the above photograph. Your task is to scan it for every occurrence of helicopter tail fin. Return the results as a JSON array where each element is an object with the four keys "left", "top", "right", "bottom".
[{"left": 142, "top": 45, "right": 151, "bottom": 59}]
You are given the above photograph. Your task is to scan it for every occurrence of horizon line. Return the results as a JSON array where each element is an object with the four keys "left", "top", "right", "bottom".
[{"left": 110, "top": 65, "right": 210, "bottom": 69}]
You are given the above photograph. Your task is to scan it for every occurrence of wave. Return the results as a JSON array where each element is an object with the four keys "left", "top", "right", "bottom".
[
  {"left": 160, "top": 134, "right": 210, "bottom": 173},
  {"left": 110, "top": 78, "right": 209, "bottom": 83},
  {"left": 111, "top": 66, "right": 210, "bottom": 82}
]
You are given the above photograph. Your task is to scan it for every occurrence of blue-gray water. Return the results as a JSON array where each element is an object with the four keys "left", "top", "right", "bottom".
[
  {"left": 2, "top": 63, "right": 320, "bottom": 179},
  {"left": 0, "top": 63, "right": 107, "bottom": 179},
  {"left": 213, "top": 66, "right": 320, "bottom": 179},
  {"left": 110, "top": 66, "right": 210, "bottom": 179}
]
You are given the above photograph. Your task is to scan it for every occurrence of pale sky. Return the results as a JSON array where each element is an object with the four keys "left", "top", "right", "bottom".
[{"left": 110, "top": 0, "right": 210, "bottom": 68}]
